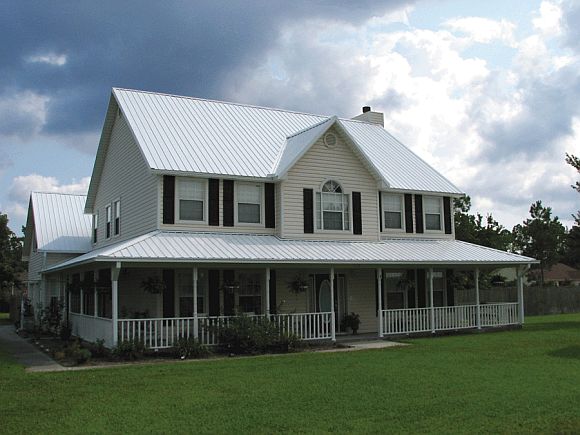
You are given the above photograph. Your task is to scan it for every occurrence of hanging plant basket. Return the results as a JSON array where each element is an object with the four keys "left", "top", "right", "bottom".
[
  {"left": 141, "top": 276, "right": 166, "bottom": 294},
  {"left": 221, "top": 281, "right": 240, "bottom": 294},
  {"left": 287, "top": 275, "right": 310, "bottom": 294}
]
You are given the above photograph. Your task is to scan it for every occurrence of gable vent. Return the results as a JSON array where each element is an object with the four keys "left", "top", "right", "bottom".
[{"left": 324, "top": 132, "right": 337, "bottom": 148}]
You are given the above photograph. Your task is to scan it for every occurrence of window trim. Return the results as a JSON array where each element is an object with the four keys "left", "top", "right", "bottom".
[
  {"left": 234, "top": 181, "right": 265, "bottom": 226},
  {"left": 381, "top": 192, "right": 405, "bottom": 232},
  {"left": 175, "top": 177, "right": 209, "bottom": 225},
  {"left": 113, "top": 199, "right": 121, "bottom": 237},
  {"left": 423, "top": 196, "right": 444, "bottom": 232},
  {"left": 105, "top": 204, "right": 112, "bottom": 239},
  {"left": 315, "top": 179, "right": 352, "bottom": 233}
]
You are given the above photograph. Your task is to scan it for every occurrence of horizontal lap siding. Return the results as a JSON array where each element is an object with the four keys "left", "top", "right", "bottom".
[
  {"left": 275, "top": 269, "right": 309, "bottom": 313},
  {"left": 282, "top": 127, "right": 379, "bottom": 241},
  {"left": 28, "top": 252, "right": 77, "bottom": 282},
  {"left": 94, "top": 115, "right": 158, "bottom": 247},
  {"left": 345, "top": 269, "right": 376, "bottom": 333}
]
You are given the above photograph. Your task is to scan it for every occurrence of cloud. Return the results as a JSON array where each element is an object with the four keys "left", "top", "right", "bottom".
[
  {"left": 5, "top": 174, "right": 90, "bottom": 220},
  {"left": 0, "top": 91, "right": 49, "bottom": 139},
  {"left": 26, "top": 52, "right": 67, "bottom": 66},
  {"left": 443, "top": 17, "right": 516, "bottom": 46},
  {"left": 533, "top": 1, "right": 563, "bottom": 37}
]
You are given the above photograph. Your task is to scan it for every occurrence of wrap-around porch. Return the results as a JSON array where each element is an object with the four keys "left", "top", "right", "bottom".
[{"left": 62, "top": 263, "right": 527, "bottom": 350}]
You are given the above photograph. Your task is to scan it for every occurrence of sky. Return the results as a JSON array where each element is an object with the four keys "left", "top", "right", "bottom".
[{"left": 0, "top": 0, "right": 579, "bottom": 234}]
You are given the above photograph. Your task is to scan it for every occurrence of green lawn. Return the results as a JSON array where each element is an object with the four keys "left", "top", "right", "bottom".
[
  {"left": 2, "top": 314, "right": 580, "bottom": 434},
  {"left": 0, "top": 312, "right": 10, "bottom": 325}
]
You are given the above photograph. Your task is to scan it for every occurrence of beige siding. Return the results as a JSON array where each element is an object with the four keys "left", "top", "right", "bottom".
[
  {"left": 281, "top": 126, "right": 380, "bottom": 241},
  {"left": 93, "top": 114, "right": 158, "bottom": 248},
  {"left": 28, "top": 251, "right": 77, "bottom": 282},
  {"left": 159, "top": 178, "right": 277, "bottom": 235}
]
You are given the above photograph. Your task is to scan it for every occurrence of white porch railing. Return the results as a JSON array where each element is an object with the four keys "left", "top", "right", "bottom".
[
  {"left": 480, "top": 303, "right": 519, "bottom": 327},
  {"left": 69, "top": 312, "right": 114, "bottom": 348},
  {"left": 381, "top": 302, "right": 520, "bottom": 335},
  {"left": 117, "top": 312, "right": 331, "bottom": 349}
]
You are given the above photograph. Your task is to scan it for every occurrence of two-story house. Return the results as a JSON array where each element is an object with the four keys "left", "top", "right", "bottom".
[{"left": 25, "top": 88, "right": 536, "bottom": 348}]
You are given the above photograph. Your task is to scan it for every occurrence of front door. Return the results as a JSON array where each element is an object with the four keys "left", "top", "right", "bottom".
[{"left": 315, "top": 274, "right": 346, "bottom": 332}]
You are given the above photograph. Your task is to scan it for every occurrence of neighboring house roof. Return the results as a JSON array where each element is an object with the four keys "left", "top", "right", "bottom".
[
  {"left": 24, "top": 192, "right": 92, "bottom": 254},
  {"left": 86, "top": 88, "right": 462, "bottom": 211},
  {"left": 533, "top": 263, "right": 580, "bottom": 282},
  {"left": 44, "top": 231, "right": 536, "bottom": 272}
]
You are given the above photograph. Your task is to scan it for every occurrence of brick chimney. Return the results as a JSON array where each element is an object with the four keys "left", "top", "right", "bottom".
[{"left": 352, "top": 106, "right": 384, "bottom": 127}]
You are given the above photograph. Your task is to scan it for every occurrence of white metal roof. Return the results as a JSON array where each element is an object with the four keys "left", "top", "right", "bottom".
[
  {"left": 110, "top": 88, "right": 462, "bottom": 195},
  {"left": 29, "top": 192, "right": 92, "bottom": 253},
  {"left": 44, "top": 231, "right": 535, "bottom": 272}
]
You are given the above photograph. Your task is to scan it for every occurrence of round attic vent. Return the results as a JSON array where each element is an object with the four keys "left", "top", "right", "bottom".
[{"left": 324, "top": 132, "right": 337, "bottom": 148}]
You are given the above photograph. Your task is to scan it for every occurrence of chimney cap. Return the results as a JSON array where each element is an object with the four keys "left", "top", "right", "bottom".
[{"left": 362, "top": 106, "right": 371, "bottom": 113}]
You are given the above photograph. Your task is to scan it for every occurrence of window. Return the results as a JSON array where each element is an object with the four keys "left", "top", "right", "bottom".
[
  {"left": 97, "top": 269, "right": 112, "bottom": 318},
  {"left": 177, "top": 178, "right": 205, "bottom": 222},
  {"left": 384, "top": 272, "right": 407, "bottom": 309},
  {"left": 113, "top": 200, "right": 120, "bottom": 236},
  {"left": 176, "top": 269, "right": 207, "bottom": 316},
  {"left": 106, "top": 205, "right": 112, "bottom": 238},
  {"left": 92, "top": 212, "right": 98, "bottom": 243},
  {"left": 316, "top": 180, "right": 350, "bottom": 231},
  {"left": 238, "top": 272, "right": 261, "bottom": 314},
  {"left": 432, "top": 271, "right": 446, "bottom": 306},
  {"left": 424, "top": 196, "right": 443, "bottom": 231},
  {"left": 382, "top": 193, "right": 404, "bottom": 230},
  {"left": 237, "top": 183, "right": 262, "bottom": 224}
]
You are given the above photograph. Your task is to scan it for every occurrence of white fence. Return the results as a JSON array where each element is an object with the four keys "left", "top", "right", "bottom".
[
  {"left": 117, "top": 312, "right": 332, "bottom": 349},
  {"left": 381, "top": 302, "right": 520, "bottom": 335},
  {"left": 69, "top": 313, "right": 114, "bottom": 348}
]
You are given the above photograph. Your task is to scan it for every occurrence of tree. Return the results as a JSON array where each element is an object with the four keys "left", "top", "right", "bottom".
[
  {"left": 454, "top": 196, "right": 512, "bottom": 251},
  {"left": 565, "top": 153, "right": 580, "bottom": 223},
  {"left": 563, "top": 154, "right": 580, "bottom": 267},
  {"left": 512, "top": 201, "right": 566, "bottom": 285},
  {"left": 0, "top": 213, "right": 25, "bottom": 293}
]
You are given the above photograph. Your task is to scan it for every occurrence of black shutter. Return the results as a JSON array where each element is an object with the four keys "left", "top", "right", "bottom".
[
  {"left": 265, "top": 183, "right": 276, "bottom": 229},
  {"left": 269, "top": 270, "right": 277, "bottom": 314},
  {"left": 446, "top": 269, "right": 455, "bottom": 306},
  {"left": 208, "top": 270, "right": 220, "bottom": 316},
  {"left": 223, "top": 180, "right": 234, "bottom": 227},
  {"left": 303, "top": 189, "right": 314, "bottom": 233},
  {"left": 208, "top": 179, "right": 220, "bottom": 226},
  {"left": 417, "top": 269, "right": 426, "bottom": 308},
  {"left": 162, "top": 175, "right": 175, "bottom": 225},
  {"left": 443, "top": 197, "right": 452, "bottom": 234},
  {"left": 223, "top": 269, "right": 235, "bottom": 316},
  {"left": 162, "top": 269, "right": 175, "bottom": 318},
  {"left": 378, "top": 192, "right": 383, "bottom": 232},
  {"left": 405, "top": 194, "right": 414, "bottom": 233},
  {"left": 352, "top": 192, "right": 362, "bottom": 235},
  {"left": 415, "top": 194, "right": 424, "bottom": 234}
]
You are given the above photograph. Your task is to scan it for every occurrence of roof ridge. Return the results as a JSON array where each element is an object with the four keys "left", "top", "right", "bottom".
[
  {"left": 32, "top": 191, "right": 87, "bottom": 197},
  {"left": 113, "top": 87, "right": 330, "bottom": 120},
  {"left": 285, "top": 116, "right": 336, "bottom": 139}
]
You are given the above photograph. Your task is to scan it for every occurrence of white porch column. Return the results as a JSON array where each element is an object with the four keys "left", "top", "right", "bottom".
[
  {"left": 377, "top": 268, "right": 383, "bottom": 338},
  {"left": 112, "top": 262, "right": 121, "bottom": 346},
  {"left": 193, "top": 266, "right": 199, "bottom": 339},
  {"left": 265, "top": 267, "right": 271, "bottom": 317},
  {"left": 517, "top": 266, "right": 525, "bottom": 324},
  {"left": 475, "top": 268, "right": 481, "bottom": 330},
  {"left": 429, "top": 267, "right": 435, "bottom": 333},
  {"left": 330, "top": 266, "right": 336, "bottom": 342}
]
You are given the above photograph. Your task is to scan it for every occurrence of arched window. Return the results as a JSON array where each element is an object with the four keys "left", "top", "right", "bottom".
[{"left": 316, "top": 180, "right": 350, "bottom": 231}]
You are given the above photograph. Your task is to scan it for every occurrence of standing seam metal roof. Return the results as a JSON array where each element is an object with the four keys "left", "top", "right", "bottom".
[{"left": 112, "top": 88, "right": 463, "bottom": 194}]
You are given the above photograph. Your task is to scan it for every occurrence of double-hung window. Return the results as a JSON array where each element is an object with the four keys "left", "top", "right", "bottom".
[
  {"left": 105, "top": 205, "right": 112, "bottom": 239},
  {"left": 178, "top": 178, "right": 205, "bottom": 222},
  {"left": 237, "top": 183, "right": 262, "bottom": 224},
  {"left": 316, "top": 180, "right": 350, "bottom": 231},
  {"left": 113, "top": 200, "right": 120, "bottom": 236},
  {"left": 92, "top": 212, "right": 98, "bottom": 244},
  {"left": 382, "top": 193, "right": 404, "bottom": 230},
  {"left": 432, "top": 270, "right": 446, "bottom": 306},
  {"left": 424, "top": 196, "right": 443, "bottom": 231}
]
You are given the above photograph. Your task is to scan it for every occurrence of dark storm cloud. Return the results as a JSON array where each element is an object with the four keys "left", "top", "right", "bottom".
[{"left": 0, "top": 0, "right": 411, "bottom": 140}]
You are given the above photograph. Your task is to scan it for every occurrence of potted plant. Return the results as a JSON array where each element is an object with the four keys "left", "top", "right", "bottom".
[
  {"left": 342, "top": 312, "right": 361, "bottom": 335},
  {"left": 287, "top": 275, "right": 310, "bottom": 294},
  {"left": 141, "top": 276, "right": 166, "bottom": 294}
]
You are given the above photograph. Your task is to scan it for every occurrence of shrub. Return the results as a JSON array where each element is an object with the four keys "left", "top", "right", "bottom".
[
  {"left": 216, "top": 315, "right": 299, "bottom": 355},
  {"left": 91, "top": 339, "right": 108, "bottom": 358},
  {"left": 113, "top": 339, "right": 146, "bottom": 361},
  {"left": 59, "top": 322, "right": 72, "bottom": 342},
  {"left": 65, "top": 340, "right": 91, "bottom": 365},
  {"left": 173, "top": 337, "right": 211, "bottom": 359}
]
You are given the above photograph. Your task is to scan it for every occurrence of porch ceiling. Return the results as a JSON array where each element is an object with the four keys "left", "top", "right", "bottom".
[{"left": 43, "top": 231, "right": 537, "bottom": 273}]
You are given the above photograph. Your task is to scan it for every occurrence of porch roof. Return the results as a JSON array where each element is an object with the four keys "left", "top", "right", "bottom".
[{"left": 43, "top": 231, "right": 536, "bottom": 272}]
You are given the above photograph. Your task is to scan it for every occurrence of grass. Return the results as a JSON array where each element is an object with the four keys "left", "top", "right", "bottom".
[
  {"left": 0, "top": 312, "right": 10, "bottom": 325},
  {"left": 2, "top": 314, "right": 580, "bottom": 434}
]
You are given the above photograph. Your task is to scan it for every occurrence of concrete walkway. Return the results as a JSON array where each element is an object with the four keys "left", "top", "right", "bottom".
[{"left": 0, "top": 325, "right": 65, "bottom": 372}]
